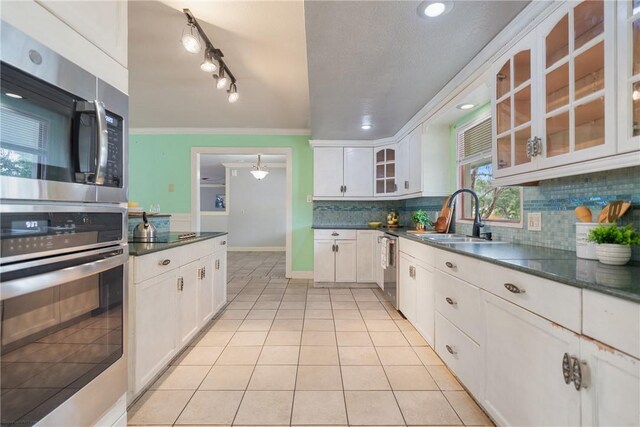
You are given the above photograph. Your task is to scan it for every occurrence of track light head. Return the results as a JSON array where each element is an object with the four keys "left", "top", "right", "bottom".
[
  {"left": 181, "top": 22, "right": 201, "bottom": 54},
  {"left": 214, "top": 67, "right": 228, "bottom": 90},
  {"left": 200, "top": 49, "right": 218, "bottom": 72},
  {"left": 228, "top": 83, "right": 239, "bottom": 103}
]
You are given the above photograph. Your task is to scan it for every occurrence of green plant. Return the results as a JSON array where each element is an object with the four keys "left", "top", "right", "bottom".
[
  {"left": 587, "top": 224, "right": 640, "bottom": 246},
  {"left": 412, "top": 210, "right": 430, "bottom": 227}
]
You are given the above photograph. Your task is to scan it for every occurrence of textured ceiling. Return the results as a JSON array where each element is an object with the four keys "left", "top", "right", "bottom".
[
  {"left": 128, "top": 1, "right": 309, "bottom": 130},
  {"left": 305, "top": 0, "right": 529, "bottom": 140}
]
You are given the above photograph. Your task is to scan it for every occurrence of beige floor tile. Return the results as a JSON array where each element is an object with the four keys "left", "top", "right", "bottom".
[
  {"left": 365, "top": 319, "right": 400, "bottom": 332},
  {"left": 444, "top": 391, "right": 494, "bottom": 426},
  {"left": 394, "top": 319, "right": 415, "bottom": 332},
  {"left": 248, "top": 365, "right": 297, "bottom": 390},
  {"left": 426, "top": 365, "right": 464, "bottom": 390},
  {"left": 271, "top": 319, "right": 304, "bottom": 331},
  {"left": 195, "top": 331, "right": 234, "bottom": 347},
  {"left": 402, "top": 330, "right": 428, "bottom": 347},
  {"left": 175, "top": 390, "right": 244, "bottom": 425},
  {"left": 301, "top": 331, "right": 337, "bottom": 346},
  {"left": 305, "top": 309, "right": 334, "bottom": 320},
  {"left": 370, "top": 332, "right": 410, "bottom": 347},
  {"left": 298, "top": 346, "right": 339, "bottom": 365},
  {"left": 128, "top": 390, "right": 193, "bottom": 425},
  {"left": 352, "top": 290, "right": 379, "bottom": 301},
  {"left": 210, "top": 319, "right": 243, "bottom": 332},
  {"left": 172, "top": 346, "right": 224, "bottom": 365},
  {"left": 357, "top": 301, "right": 385, "bottom": 310},
  {"left": 258, "top": 346, "right": 300, "bottom": 365},
  {"left": 306, "top": 301, "right": 332, "bottom": 310},
  {"left": 333, "top": 309, "right": 362, "bottom": 320},
  {"left": 296, "top": 365, "right": 343, "bottom": 390},
  {"left": 234, "top": 390, "right": 294, "bottom": 425},
  {"left": 341, "top": 366, "right": 391, "bottom": 390},
  {"left": 344, "top": 391, "right": 404, "bottom": 425},
  {"left": 238, "top": 319, "right": 273, "bottom": 331},
  {"left": 306, "top": 295, "right": 331, "bottom": 302},
  {"left": 338, "top": 347, "right": 380, "bottom": 365},
  {"left": 228, "top": 331, "right": 268, "bottom": 346},
  {"left": 304, "top": 319, "right": 335, "bottom": 331},
  {"left": 219, "top": 309, "right": 249, "bottom": 320},
  {"left": 276, "top": 309, "right": 305, "bottom": 320},
  {"left": 330, "top": 294, "right": 356, "bottom": 302},
  {"left": 150, "top": 365, "right": 210, "bottom": 390},
  {"left": 360, "top": 310, "right": 392, "bottom": 320},
  {"left": 414, "top": 346, "right": 444, "bottom": 365},
  {"left": 376, "top": 347, "right": 422, "bottom": 365},
  {"left": 334, "top": 319, "right": 367, "bottom": 332},
  {"left": 279, "top": 301, "right": 306, "bottom": 310},
  {"left": 253, "top": 301, "right": 281, "bottom": 310},
  {"left": 331, "top": 301, "right": 358, "bottom": 310},
  {"left": 216, "top": 346, "right": 262, "bottom": 365},
  {"left": 265, "top": 330, "right": 302, "bottom": 346},
  {"left": 199, "top": 365, "right": 254, "bottom": 390},
  {"left": 383, "top": 365, "right": 438, "bottom": 390},
  {"left": 336, "top": 332, "right": 373, "bottom": 347},
  {"left": 291, "top": 390, "right": 347, "bottom": 425},
  {"left": 394, "top": 390, "right": 461, "bottom": 425},
  {"left": 227, "top": 301, "right": 255, "bottom": 310}
]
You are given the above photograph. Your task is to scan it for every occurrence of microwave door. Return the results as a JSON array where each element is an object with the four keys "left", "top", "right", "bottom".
[{"left": 73, "top": 100, "right": 108, "bottom": 186}]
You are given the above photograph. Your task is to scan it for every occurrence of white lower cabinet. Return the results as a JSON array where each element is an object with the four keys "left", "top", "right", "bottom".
[
  {"left": 398, "top": 249, "right": 434, "bottom": 346},
  {"left": 129, "top": 236, "right": 228, "bottom": 400},
  {"left": 314, "top": 240, "right": 336, "bottom": 282},
  {"left": 481, "top": 291, "right": 581, "bottom": 427},
  {"left": 313, "top": 230, "right": 358, "bottom": 283},
  {"left": 398, "top": 253, "right": 417, "bottom": 322},
  {"left": 356, "top": 230, "right": 378, "bottom": 283},
  {"left": 335, "top": 240, "right": 357, "bottom": 282}
]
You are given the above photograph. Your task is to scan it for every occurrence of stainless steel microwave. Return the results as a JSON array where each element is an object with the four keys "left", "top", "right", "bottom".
[{"left": 0, "top": 22, "right": 128, "bottom": 204}]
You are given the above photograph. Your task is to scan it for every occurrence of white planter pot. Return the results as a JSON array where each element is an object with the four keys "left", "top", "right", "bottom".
[{"left": 595, "top": 244, "right": 632, "bottom": 266}]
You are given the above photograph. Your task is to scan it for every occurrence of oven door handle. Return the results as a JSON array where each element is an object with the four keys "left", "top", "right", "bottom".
[{"left": 0, "top": 249, "right": 127, "bottom": 300}]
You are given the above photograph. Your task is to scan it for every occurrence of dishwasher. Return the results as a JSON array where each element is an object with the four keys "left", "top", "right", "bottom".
[{"left": 379, "top": 233, "right": 399, "bottom": 309}]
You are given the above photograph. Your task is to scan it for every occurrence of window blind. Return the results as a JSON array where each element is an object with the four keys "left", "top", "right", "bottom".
[
  {"left": 0, "top": 106, "right": 47, "bottom": 152},
  {"left": 457, "top": 117, "right": 491, "bottom": 164}
]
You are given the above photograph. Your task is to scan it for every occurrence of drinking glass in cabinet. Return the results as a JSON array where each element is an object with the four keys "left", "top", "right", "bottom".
[
  {"left": 546, "top": 112, "right": 570, "bottom": 157},
  {"left": 514, "top": 86, "right": 531, "bottom": 127},
  {"left": 546, "top": 62, "right": 569, "bottom": 113},
  {"left": 546, "top": 14, "right": 569, "bottom": 68},
  {"left": 574, "top": 0, "right": 604, "bottom": 50},
  {"left": 513, "top": 50, "right": 531, "bottom": 88},
  {"left": 514, "top": 128, "right": 532, "bottom": 166},
  {"left": 497, "top": 136, "right": 511, "bottom": 169},
  {"left": 574, "top": 42, "right": 604, "bottom": 101},
  {"left": 497, "top": 98, "right": 511, "bottom": 134},
  {"left": 496, "top": 60, "right": 510, "bottom": 99},
  {"left": 575, "top": 97, "right": 605, "bottom": 151}
]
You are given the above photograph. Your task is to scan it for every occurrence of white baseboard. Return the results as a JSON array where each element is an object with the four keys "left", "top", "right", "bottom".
[
  {"left": 228, "top": 246, "right": 285, "bottom": 252},
  {"left": 288, "top": 271, "right": 314, "bottom": 280}
]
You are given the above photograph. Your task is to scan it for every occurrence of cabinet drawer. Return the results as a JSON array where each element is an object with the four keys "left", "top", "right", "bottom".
[
  {"left": 435, "top": 312, "right": 482, "bottom": 398},
  {"left": 399, "top": 237, "right": 435, "bottom": 266},
  {"left": 434, "top": 270, "right": 482, "bottom": 344},
  {"left": 134, "top": 247, "right": 181, "bottom": 283},
  {"left": 314, "top": 229, "right": 357, "bottom": 240},
  {"left": 583, "top": 290, "right": 640, "bottom": 359},
  {"left": 434, "top": 249, "right": 487, "bottom": 283}
]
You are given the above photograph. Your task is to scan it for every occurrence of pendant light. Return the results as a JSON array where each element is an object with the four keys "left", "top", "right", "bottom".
[
  {"left": 181, "top": 22, "right": 201, "bottom": 54},
  {"left": 250, "top": 155, "right": 269, "bottom": 180}
]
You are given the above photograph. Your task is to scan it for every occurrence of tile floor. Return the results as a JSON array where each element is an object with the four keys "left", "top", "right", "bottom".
[{"left": 128, "top": 251, "right": 493, "bottom": 426}]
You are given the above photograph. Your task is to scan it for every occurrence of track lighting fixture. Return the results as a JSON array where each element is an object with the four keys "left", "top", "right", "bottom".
[{"left": 181, "top": 9, "right": 238, "bottom": 103}]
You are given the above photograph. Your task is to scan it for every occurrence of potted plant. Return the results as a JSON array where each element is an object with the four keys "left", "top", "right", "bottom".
[
  {"left": 587, "top": 224, "right": 640, "bottom": 265},
  {"left": 412, "top": 210, "right": 430, "bottom": 231}
]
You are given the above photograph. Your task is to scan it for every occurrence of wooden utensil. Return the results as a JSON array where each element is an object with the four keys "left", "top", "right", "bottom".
[
  {"left": 433, "top": 196, "right": 452, "bottom": 233},
  {"left": 597, "top": 205, "right": 610, "bottom": 223},
  {"left": 574, "top": 206, "right": 592, "bottom": 223},
  {"left": 618, "top": 202, "right": 632, "bottom": 219},
  {"left": 607, "top": 200, "right": 624, "bottom": 223}
]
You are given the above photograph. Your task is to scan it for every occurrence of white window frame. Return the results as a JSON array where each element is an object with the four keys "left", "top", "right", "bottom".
[{"left": 455, "top": 112, "right": 524, "bottom": 229}]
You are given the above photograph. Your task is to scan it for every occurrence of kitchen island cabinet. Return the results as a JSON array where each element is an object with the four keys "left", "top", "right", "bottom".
[{"left": 128, "top": 233, "right": 227, "bottom": 401}]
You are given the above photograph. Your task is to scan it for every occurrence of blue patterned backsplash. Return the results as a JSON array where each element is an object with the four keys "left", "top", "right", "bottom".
[
  {"left": 313, "top": 166, "right": 640, "bottom": 259},
  {"left": 127, "top": 214, "right": 171, "bottom": 236}
]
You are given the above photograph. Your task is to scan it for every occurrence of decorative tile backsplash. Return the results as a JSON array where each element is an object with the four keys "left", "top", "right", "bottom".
[
  {"left": 313, "top": 166, "right": 640, "bottom": 259},
  {"left": 127, "top": 214, "right": 171, "bottom": 236}
]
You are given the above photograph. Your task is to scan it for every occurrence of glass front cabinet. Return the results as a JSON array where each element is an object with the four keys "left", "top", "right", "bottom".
[
  {"left": 493, "top": 0, "right": 623, "bottom": 182},
  {"left": 374, "top": 145, "right": 397, "bottom": 195},
  {"left": 618, "top": 0, "right": 640, "bottom": 153}
]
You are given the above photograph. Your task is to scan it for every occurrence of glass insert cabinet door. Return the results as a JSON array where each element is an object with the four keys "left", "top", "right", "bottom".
[
  {"left": 539, "top": 0, "right": 616, "bottom": 168},
  {"left": 492, "top": 32, "right": 537, "bottom": 178},
  {"left": 374, "top": 146, "right": 397, "bottom": 195},
  {"left": 617, "top": 0, "right": 640, "bottom": 153}
]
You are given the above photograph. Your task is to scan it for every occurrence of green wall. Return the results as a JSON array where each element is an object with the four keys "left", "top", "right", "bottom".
[{"left": 128, "top": 133, "right": 314, "bottom": 272}]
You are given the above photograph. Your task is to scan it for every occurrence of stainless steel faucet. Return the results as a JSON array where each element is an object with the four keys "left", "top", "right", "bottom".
[{"left": 448, "top": 188, "right": 484, "bottom": 237}]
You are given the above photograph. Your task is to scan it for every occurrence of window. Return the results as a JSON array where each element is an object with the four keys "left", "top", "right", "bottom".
[
  {"left": 457, "top": 115, "right": 522, "bottom": 225},
  {"left": 0, "top": 106, "right": 49, "bottom": 179}
]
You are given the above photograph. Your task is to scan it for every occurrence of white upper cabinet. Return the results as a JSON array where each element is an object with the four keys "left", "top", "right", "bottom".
[
  {"left": 617, "top": 0, "right": 640, "bottom": 153},
  {"left": 374, "top": 145, "right": 398, "bottom": 196},
  {"left": 314, "top": 147, "right": 373, "bottom": 199},
  {"left": 396, "top": 127, "right": 424, "bottom": 196}
]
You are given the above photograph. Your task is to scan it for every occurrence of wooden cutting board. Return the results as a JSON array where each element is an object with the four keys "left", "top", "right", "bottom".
[{"left": 434, "top": 196, "right": 452, "bottom": 233}]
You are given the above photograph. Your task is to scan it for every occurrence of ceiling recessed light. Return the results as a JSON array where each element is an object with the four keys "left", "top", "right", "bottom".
[
  {"left": 418, "top": 1, "right": 453, "bottom": 18},
  {"left": 361, "top": 124, "right": 372, "bottom": 130},
  {"left": 5, "top": 93, "right": 23, "bottom": 99},
  {"left": 457, "top": 103, "right": 476, "bottom": 110}
]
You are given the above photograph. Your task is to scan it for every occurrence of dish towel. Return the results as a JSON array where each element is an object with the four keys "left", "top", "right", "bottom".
[{"left": 380, "top": 237, "right": 389, "bottom": 269}]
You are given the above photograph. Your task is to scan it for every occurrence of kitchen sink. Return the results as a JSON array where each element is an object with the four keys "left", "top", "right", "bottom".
[{"left": 419, "top": 234, "right": 506, "bottom": 244}]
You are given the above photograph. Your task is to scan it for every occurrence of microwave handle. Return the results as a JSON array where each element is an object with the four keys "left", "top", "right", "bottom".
[{"left": 94, "top": 100, "right": 109, "bottom": 185}]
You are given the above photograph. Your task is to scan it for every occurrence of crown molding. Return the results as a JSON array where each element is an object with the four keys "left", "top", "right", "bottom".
[{"left": 130, "top": 127, "right": 311, "bottom": 136}]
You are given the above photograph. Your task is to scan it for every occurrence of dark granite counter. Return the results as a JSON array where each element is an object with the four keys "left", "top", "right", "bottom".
[
  {"left": 384, "top": 230, "right": 640, "bottom": 303},
  {"left": 312, "top": 225, "right": 406, "bottom": 231},
  {"left": 128, "top": 232, "right": 227, "bottom": 256}
]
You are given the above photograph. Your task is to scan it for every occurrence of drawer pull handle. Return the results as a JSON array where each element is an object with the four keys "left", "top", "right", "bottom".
[
  {"left": 445, "top": 261, "right": 456, "bottom": 269},
  {"left": 562, "top": 353, "right": 572, "bottom": 385},
  {"left": 445, "top": 297, "right": 456, "bottom": 305},
  {"left": 159, "top": 259, "right": 171, "bottom": 266},
  {"left": 331, "top": 232, "right": 339, "bottom": 236},
  {"left": 446, "top": 345, "right": 456, "bottom": 355},
  {"left": 221, "top": 240, "right": 227, "bottom": 245},
  {"left": 504, "top": 283, "right": 525, "bottom": 294}
]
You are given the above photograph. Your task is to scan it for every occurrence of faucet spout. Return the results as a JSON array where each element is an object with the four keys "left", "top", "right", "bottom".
[{"left": 448, "top": 188, "right": 484, "bottom": 237}]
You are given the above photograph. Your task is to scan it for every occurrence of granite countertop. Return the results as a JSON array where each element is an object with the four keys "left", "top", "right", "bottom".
[
  {"left": 128, "top": 232, "right": 227, "bottom": 256},
  {"left": 384, "top": 230, "right": 640, "bottom": 303},
  {"left": 312, "top": 225, "right": 406, "bottom": 230}
]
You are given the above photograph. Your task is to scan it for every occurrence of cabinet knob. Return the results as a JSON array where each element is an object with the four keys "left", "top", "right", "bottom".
[
  {"left": 504, "top": 283, "right": 525, "bottom": 294},
  {"left": 445, "top": 297, "right": 456, "bottom": 306},
  {"left": 562, "top": 353, "right": 572, "bottom": 385},
  {"left": 221, "top": 240, "right": 227, "bottom": 245},
  {"left": 159, "top": 259, "right": 171, "bottom": 266},
  {"left": 445, "top": 345, "right": 456, "bottom": 355},
  {"left": 445, "top": 261, "right": 456, "bottom": 269}
]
